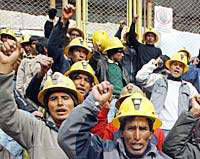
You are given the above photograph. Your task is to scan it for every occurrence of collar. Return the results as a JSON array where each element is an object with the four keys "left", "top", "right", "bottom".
[
  {"left": 146, "top": 44, "right": 155, "bottom": 47},
  {"left": 167, "top": 74, "right": 182, "bottom": 81},
  {"left": 107, "top": 57, "right": 118, "bottom": 65},
  {"left": 116, "top": 137, "right": 157, "bottom": 158},
  {"left": 45, "top": 116, "right": 59, "bottom": 132}
]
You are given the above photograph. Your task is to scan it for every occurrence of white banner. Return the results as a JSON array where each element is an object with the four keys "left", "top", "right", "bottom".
[{"left": 154, "top": 6, "right": 173, "bottom": 32}]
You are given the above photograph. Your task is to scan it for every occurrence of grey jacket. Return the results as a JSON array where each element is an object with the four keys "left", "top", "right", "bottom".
[
  {"left": 150, "top": 77, "right": 197, "bottom": 115},
  {"left": 0, "top": 73, "right": 68, "bottom": 159},
  {"left": 164, "top": 111, "right": 200, "bottom": 159},
  {"left": 58, "top": 94, "right": 172, "bottom": 159}
]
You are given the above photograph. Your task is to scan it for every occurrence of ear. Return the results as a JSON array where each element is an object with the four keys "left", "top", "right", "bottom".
[{"left": 149, "top": 131, "right": 153, "bottom": 141}]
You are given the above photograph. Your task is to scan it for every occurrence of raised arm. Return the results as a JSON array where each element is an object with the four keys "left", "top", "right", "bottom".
[
  {"left": 58, "top": 81, "right": 113, "bottom": 159},
  {"left": 0, "top": 42, "right": 38, "bottom": 149},
  {"left": 48, "top": 4, "right": 75, "bottom": 73}
]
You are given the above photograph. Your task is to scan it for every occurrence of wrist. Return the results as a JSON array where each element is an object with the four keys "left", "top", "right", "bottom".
[{"left": 37, "top": 72, "right": 45, "bottom": 78}]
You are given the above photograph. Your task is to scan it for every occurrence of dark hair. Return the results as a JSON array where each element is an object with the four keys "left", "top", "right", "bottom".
[
  {"left": 107, "top": 48, "right": 124, "bottom": 58},
  {"left": 119, "top": 116, "right": 154, "bottom": 132},
  {"left": 48, "top": 8, "right": 57, "bottom": 20},
  {"left": 36, "top": 37, "right": 48, "bottom": 55},
  {"left": 69, "top": 72, "right": 93, "bottom": 86}
]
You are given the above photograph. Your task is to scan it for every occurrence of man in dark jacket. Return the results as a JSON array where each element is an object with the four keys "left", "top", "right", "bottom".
[
  {"left": 58, "top": 81, "right": 172, "bottom": 159},
  {"left": 128, "top": 17, "right": 162, "bottom": 71},
  {"left": 48, "top": 11, "right": 90, "bottom": 73},
  {"left": 164, "top": 95, "right": 200, "bottom": 159},
  {"left": 115, "top": 20, "right": 138, "bottom": 83}
]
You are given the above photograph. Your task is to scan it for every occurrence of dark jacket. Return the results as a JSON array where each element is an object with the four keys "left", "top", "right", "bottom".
[
  {"left": 164, "top": 111, "right": 200, "bottom": 159},
  {"left": 128, "top": 22, "right": 162, "bottom": 70},
  {"left": 25, "top": 73, "right": 43, "bottom": 106},
  {"left": 58, "top": 94, "right": 172, "bottom": 159},
  {"left": 96, "top": 57, "right": 130, "bottom": 86},
  {"left": 48, "top": 19, "right": 71, "bottom": 74},
  {"left": 44, "top": 20, "right": 54, "bottom": 39},
  {"left": 115, "top": 26, "right": 138, "bottom": 83}
]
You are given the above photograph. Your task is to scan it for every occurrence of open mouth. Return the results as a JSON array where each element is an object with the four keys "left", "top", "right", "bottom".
[
  {"left": 174, "top": 70, "right": 180, "bottom": 74},
  {"left": 56, "top": 108, "right": 67, "bottom": 113},
  {"left": 77, "top": 87, "right": 86, "bottom": 94},
  {"left": 131, "top": 143, "right": 144, "bottom": 150}
]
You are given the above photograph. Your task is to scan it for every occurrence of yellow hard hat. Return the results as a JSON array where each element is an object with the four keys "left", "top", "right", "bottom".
[
  {"left": 20, "top": 34, "right": 31, "bottom": 44},
  {"left": 177, "top": 48, "right": 191, "bottom": 62},
  {"left": 68, "top": 27, "right": 85, "bottom": 39},
  {"left": 112, "top": 93, "right": 162, "bottom": 130},
  {"left": 115, "top": 84, "right": 145, "bottom": 109},
  {"left": 64, "top": 37, "right": 92, "bottom": 60},
  {"left": 92, "top": 31, "right": 110, "bottom": 52},
  {"left": 65, "top": 60, "right": 99, "bottom": 85},
  {"left": 165, "top": 52, "right": 189, "bottom": 73},
  {"left": 143, "top": 27, "right": 159, "bottom": 43},
  {"left": 103, "top": 37, "right": 124, "bottom": 53},
  {"left": 0, "top": 28, "right": 16, "bottom": 41},
  {"left": 38, "top": 72, "right": 84, "bottom": 106}
]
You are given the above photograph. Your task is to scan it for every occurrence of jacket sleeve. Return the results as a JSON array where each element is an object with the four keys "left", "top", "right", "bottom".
[
  {"left": 182, "top": 65, "right": 197, "bottom": 84},
  {"left": 44, "top": 20, "right": 54, "bottom": 39},
  {"left": 90, "top": 103, "right": 118, "bottom": 140},
  {"left": 163, "top": 111, "right": 199, "bottom": 159},
  {"left": 136, "top": 59, "right": 161, "bottom": 92},
  {"left": 127, "top": 21, "right": 140, "bottom": 50},
  {"left": 114, "top": 27, "right": 123, "bottom": 39},
  {"left": 48, "top": 19, "right": 69, "bottom": 74},
  {"left": 58, "top": 94, "right": 107, "bottom": 159},
  {"left": 16, "top": 59, "right": 26, "bottom": 96},
  {"left": 25, "top": 73, "right": 43, "bottom": 106},
  {"left": 0, "top": 72, "right": 39, "bottom": 149}
]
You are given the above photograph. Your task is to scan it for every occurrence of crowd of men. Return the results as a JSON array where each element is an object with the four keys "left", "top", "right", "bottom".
[{"left": 0, "top": 2, "right": 200, "bottom": 159}]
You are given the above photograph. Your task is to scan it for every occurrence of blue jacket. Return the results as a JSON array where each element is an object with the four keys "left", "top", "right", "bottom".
[{"left": 182, "top": 64, "right": 200, "bottom": 93}]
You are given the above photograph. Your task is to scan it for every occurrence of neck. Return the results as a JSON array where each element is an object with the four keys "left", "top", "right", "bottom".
[
  {"left": 55, "top": 121, "right": 62, "bottom": 128},
  {"left": 167, "top": 74, "right": 182, "bottom": 81}
]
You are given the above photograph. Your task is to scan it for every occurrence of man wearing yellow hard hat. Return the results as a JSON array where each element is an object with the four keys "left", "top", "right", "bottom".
[
  {"left": 0, "top": 28, "right": 16, "bottom": 42},
  {"left": 58, "top": 81, "right": 172, "bottom": 159},
  {"left": 26, "top": 60, "right": 98, "bottom": 106},
  {"left": 0, "top": 33, "right": 84, "bottom": 159},
  {"left": 128, "top": 16, "right": 162, "bottom": 71},
  {"left": 150, "top": 51, "right": 198, "bottom": 137},
  {"left": 89, "top": 30, "right": 110, "bottom": 73},
  {"left": 48, "top": 3, "right": 89, "bottom": 74},
  {"left": 114, "top": 20, "right": 138, "bottom": 84}
]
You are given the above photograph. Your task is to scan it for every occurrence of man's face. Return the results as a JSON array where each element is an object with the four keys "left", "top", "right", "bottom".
[
  {"left": 145, "top": 33, "right": 156, "bottom": 44},
  {"left": 72, "top": 73, "right": 92, "bottom": 97},
  {"left": 122, "top": 117, "right": 152, "bottom": 156},
  {"left": 70, "top": 47, "right": 88, "bottom": 62},
  {"left": 169, "top": 61, "right": 184, "bottom": 78},
  {"left": 111, "top": 50, "right": 124, "bottom": 62},
  {"left": 48, "top": 92, "right": 75, "bottom": 124},
  {"left": 22, "top": 43, "right": 32, "bottom": 55},
  {"left": 70, "top": 30, "right": 81, "bottom": 40}
]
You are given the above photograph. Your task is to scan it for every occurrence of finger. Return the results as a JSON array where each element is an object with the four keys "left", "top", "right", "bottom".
[
  {"left": 96, "top": 84, "right": 104, "bottom": 94},
  {"left": 101, "top": 81, "right": 110, "bottom": 93}
]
